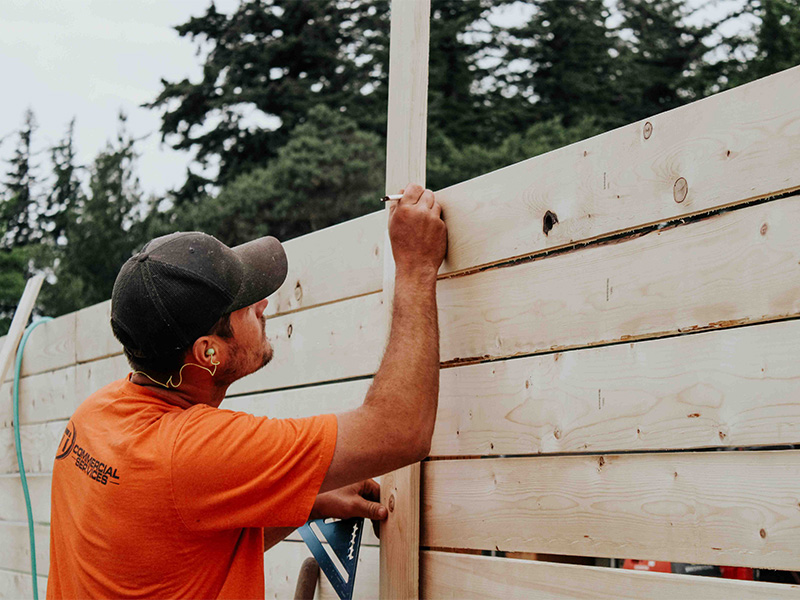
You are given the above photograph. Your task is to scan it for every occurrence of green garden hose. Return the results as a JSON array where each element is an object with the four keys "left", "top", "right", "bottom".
[{"left": 13, "top": 317, "right": 52, "bottom": 600}]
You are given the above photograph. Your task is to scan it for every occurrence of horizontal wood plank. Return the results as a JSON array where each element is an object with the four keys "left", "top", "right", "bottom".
[
  {"left": 421, "top": 551, "right": 800, "bottom": 599},
  {"left": 229, "top": 291, "right": 385, "bottom": 395},
  {"left": 75, "top": 300, "right": 121, "bottom": 363},
  {"left": 0, "top": 421, "right": 65, "bottom": 474},
  {"left": 0, "top": 473, "right": 53, "bottom": 525},
  {"left": 438, "top": 65, "right": 800, "bottom": 276},
  {"left": 2, "top": 313, "right": 76, "bottom": 380},
  {"left": 266, "top": 211, "right": 385, "bottom": 318},
  {"left": 0, "top": 522, "right": 50, "bottom": 577},
  {"left": 432, "top": 318, "right": 800, "bottom": 456},
  {"left": 0, "top": 568, "right": 48, "bottom": 600},
  {"left": 423, "top": 451, "right": 800, "bottom": 570},
  {"left": 438, "top": 196, "right": 800, "bottom": 365},
  {"left": 0, "top": 365, "right": 75, "bottom": 429}
]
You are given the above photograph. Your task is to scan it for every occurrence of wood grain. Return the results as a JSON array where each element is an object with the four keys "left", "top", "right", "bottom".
[
  {"left": 75, "top": 300, "right": 121, "bottom": 363},
  {"left": 0, "top": 420, "right": 65, "bottom": 474},
  {"left": 421, "top": 551, "right": 800, "bottom": 599},
  {"left": 0, "top": 365, "right": 75, "bottom": 428},
  {"left": 438, "top": 196, "right": 800, "bottom": 365},
  {"left": 13, "top": 312, "right": 76, "bottom": 379},
  {"left": 0, "top": 567, "right": 49, "bottom": 600},
  {"left": 0, "top": 275, "right": 44, "bottom": 388},
  {"left": 0, "top": 522, "right": 50, "bottom": 577},
  {"left": 0, "top": 473, "right": 53, "bottom": 525},
  {"left": 381, "top": 0, "right": 432, "bottom": 597},
  {"left": 423, "top": 451, "right": 800, "bottom": 570},
  {"left": 266, "top": 211, "right": 385, "bottom": 318},
  {"left": 228, "top": 291, "right": 384, "bottom": 396},
  {"left": 431, "top": 318, "right": 800, "bottom": 456},
  {"left": 437, "top": 65, "right": 800, "bottom": 276}
]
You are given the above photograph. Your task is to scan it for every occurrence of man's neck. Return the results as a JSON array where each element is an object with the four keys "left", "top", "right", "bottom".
[{"left": 129, "top": 372, "right": 228, "bottom": 408}]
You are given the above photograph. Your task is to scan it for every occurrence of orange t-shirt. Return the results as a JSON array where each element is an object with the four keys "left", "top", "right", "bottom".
[{"left": 47, "top": 378, "right": 337, "bottom": 599}]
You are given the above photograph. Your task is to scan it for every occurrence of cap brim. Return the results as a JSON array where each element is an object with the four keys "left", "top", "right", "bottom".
[{"left": 228, "top": 236, "right": 288, "bottom": 312}]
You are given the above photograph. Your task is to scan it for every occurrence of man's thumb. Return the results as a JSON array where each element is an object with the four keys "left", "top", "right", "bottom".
[{"left": 360, "top": 500, "right": 388, "bottom": 521}]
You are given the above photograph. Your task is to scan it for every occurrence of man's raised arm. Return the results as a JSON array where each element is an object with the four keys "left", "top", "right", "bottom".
[{"left": 320, "top": 183, "right": 447, "bottom": 492}]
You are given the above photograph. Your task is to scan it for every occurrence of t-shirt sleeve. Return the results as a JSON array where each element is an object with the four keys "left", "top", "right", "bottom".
[{"left": 170, "top": 406, "right": 337, "bottom": 532}]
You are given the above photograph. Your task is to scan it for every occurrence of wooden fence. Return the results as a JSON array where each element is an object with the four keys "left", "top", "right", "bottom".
[{"left": 3, "top": 47, "right": 800, "bottom": 600}]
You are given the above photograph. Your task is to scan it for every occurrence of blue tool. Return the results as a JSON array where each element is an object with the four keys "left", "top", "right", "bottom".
[{"left": 298, "top": 517, "right": 364, "bottom": 600}]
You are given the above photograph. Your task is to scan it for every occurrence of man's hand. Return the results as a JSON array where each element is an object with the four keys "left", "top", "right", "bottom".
[
  {"left": 388, "top": 184, "right": 447, "bottom": 277},
  {"left": 311, "top": 479, "right": 387, "bottom": 538}
]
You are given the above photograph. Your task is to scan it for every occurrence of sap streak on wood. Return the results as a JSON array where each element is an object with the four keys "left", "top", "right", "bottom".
[
  {"left": 423, "top": 451, "right": 800, "bottom": 570},
  {"left": 421, "top": 551, "right": 800, "bottom": 599}
]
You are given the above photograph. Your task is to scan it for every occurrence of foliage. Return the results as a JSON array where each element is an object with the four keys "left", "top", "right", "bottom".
[
  {"left": 3, "top": 0, "right": 800, "bottom": 331},
  {"left": 146, "top": 0, "right": 390, "bottom": 192},
  {"left": 172, "top": 104, "right": 384, "bottom": 246},
  {"left": 39, "top": 114, "right": 152, "bottom": 317}
]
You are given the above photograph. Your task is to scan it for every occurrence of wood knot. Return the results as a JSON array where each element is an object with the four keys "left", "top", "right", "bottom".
[
  {"left": 760, "top": 528, "right": 767, "bottom": 539},
  {"left": 287, "top": 324, "right": 293, "bottom": 338},
  {"left": 673, "top": 178, "right": 688, "bottom": 203},
  {"left": 598, "top": 456, "right": 605, "bottom": 468},
  {"left": 760, "top": 223, "right": 768, "bottom": 236},
  {"left": 294, "top": 281, "right": 303, "bottom": 301},
  {"left": 553, "top": 428, "right": 562, "bottom": 440},
  {"left": 388, "top": 494, "right": 395, "bottom": 512},
  {"left": 643, "top": 121, "right": 653, "bottom": 140},
  {"left": 543, "top": 210, "right": 559, "bottom": 236}
]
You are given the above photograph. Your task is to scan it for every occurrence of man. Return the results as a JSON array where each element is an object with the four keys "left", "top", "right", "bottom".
[{"left": 47, "top": 184, "right": 447, "bottom": 598}]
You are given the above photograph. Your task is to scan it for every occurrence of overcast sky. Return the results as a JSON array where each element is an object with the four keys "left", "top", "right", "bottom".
[
  {"left": 0, "top": 0, "right": 242, "bottom": 196},
  {"left": 1, "top": 0, "right": 750, "bottom": 198}
]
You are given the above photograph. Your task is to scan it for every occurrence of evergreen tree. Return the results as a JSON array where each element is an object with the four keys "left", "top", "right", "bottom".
[
  {"left": 0, "top": 232, "right": 29, "bottom": 334},
  {"left": 147, "top": 0, "right": 390, "bottom": 194},
  {"left": 174, "top": 104, "right": 384, "bottom": 245},
  {"left": 43, "top": 113, "right": 150, "bottom": 315},
  {"left": 723, "top": 0, "right": 800, "bottom": 85},
  {"left": 502, "top": 0, "right": 621, "bottom": 128},
  {"left": 614, "top": 0, "right": 728, "bottom": 122},
  {"left": 2, "top": 109, "right": 40, "bottom": 249},
  {"left": 46, "top": 119, "right": 83, "bottom": 244}
]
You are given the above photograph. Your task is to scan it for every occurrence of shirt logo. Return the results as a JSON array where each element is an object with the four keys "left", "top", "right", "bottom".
[
  {"left": 55, "top": 421, "right": 121, "bottom": 486},
  {"left": 55, "top": 421, "right": 76, "bottom": 460}
]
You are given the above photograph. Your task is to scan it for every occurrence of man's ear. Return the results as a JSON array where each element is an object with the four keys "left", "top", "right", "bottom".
[{"left": 190, "top": 336, "right": 220, "bottom": 367}]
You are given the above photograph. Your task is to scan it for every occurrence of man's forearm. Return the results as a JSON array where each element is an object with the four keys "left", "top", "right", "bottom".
[{"left": 365, "top": 266, "right": 440, "bottom": 456}]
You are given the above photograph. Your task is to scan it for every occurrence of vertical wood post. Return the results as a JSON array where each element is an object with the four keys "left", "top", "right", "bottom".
[{"left": 380, "top": 0, "right": 431, "bottom": 598}]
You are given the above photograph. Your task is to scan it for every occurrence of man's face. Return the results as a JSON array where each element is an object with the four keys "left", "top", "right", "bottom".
[{"left": 216, "top": 298, "right": 273, "bottom": 384}]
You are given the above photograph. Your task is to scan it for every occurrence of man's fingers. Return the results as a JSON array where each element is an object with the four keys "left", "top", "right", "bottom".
[
  {"left": 420, "top": 189, "right": 435, "bottom": 209},
  {"left": 356, "top": 498, "right": 388, "bottom": 521},
  {"left": 401, "top": 183, "right": 424, "bottom": 205},
  {"left": 362, "top": 479, "right": 381, "bottom": 502}
]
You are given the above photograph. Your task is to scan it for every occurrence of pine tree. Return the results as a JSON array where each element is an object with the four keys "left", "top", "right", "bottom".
[
  {"left": 615, "top": 0, "right": 706, "bottom": 121},
  {"left": 44, "top": 113, "right": 149, "bottom": 315},
  {"left": 502, "top": 0, "right": 621, "bottom": 128},
  {"left": 147, "top": 0, "right": 390, "bottom": 193},
  {"left": 2, "top": 109, "right": 40, "bottom": 249}
]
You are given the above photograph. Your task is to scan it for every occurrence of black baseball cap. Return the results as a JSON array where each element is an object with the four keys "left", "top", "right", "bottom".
[{"left": 111, "top": 232, "right": 288, "bottom": 358}]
